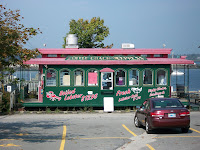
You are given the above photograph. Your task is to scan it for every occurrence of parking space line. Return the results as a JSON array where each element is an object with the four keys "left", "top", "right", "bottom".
[
  {"left": 190, "top": 128, "right": 200, "bottom": 134},
  {"left": 153, "top": 136, "right": 200, "bottom": 139},
  {"left": 15, "top": 133, "right": 29, "bottom": 136},
  {"left": 0, "top": 143, "right": 21, "bottom": 147},
  {"left": 0, "top": 137, "right": 131, "bottom": 141},
  {"left": 59, "top": 125, "right": 67, "bottom": 150},
  {"left": 146, "top": 144, "right": 155, "bottom": 150},
  {"left": 122, "top": 124, "right": 137, "bottom": 137},
  {"left": 78, "top": 137, "right": 129, "bottom": 140}
]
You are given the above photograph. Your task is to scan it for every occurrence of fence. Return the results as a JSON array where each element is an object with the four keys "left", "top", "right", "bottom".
[
  {"left": 27, "top": 81, "right": 39, "bottom": 95},
  {"left": 10, "top": 90, "right": 18, "bottom": 110}
]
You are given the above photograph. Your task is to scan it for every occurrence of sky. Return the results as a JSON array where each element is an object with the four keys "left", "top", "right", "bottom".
[{"left": 2, "top": 0, "right": 200, "bottom": 54}]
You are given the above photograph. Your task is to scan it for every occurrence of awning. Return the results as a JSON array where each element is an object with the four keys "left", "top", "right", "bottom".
[{"left": 100, "top": 68, "right": 115, "bottom": 72}]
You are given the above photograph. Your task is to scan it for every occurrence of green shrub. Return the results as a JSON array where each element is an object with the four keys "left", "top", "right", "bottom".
[
  {"left": 0, "top": 92, "right": 10, "bottom": 113},
  {"left": 46, "top": 107, "right": 51, "bottom": 113},
  {"left": 55, "top": 107, "right": 60, "bottom": 113},
  {"left": 88, "top": 107, "right": 94, "bottom": 112}
]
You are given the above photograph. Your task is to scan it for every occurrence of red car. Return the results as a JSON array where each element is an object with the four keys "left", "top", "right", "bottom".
[{"left": 134, "top": 98, "right": 190, "bottom": 134}]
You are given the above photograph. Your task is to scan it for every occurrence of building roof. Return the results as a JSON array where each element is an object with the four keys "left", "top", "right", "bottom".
[
  {"left": 24, "top": 58, "right": 194, "bottom": 65},
  {"left": 39, "top": 48, "right": 172, "bottom": 55},
  {"left": 23, "top": 48, "right": 194, "bottom": 65}
]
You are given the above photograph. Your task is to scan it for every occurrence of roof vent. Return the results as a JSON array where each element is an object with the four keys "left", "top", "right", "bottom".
[
  {"left": 65, "top": 34, "right": 79, "bottom": 48},
  {"left": 122, "top": 43, "right": 135, "bottom": 49}
]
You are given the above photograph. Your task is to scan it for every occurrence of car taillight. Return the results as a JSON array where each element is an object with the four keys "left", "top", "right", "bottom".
[
  {"left": 179, "top": 111, "right": 190, "bottom": 117},
  {"left": 150, "top": 112, "right": 164, "bottom": 117}
]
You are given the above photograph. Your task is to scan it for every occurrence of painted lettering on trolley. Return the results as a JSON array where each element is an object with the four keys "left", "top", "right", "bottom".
[
  {"left": 64, "top": 94, "right": 83, "bottom": 101},
  {"left": 148, "top": 87, "right": 167, "bottom": 97},
  {"left": 46, "top": 88, "right": 98, "bottom": 102},
  {"left": 116, "top": 88, "right": 141, "bottom": 102},
  {"left": 59, "top": 88, "right": 76, "bottom": 96},
  {"left": 81, "top": 93, "right": 98, "bottom": 102},
  {"left": 116, "top": 89, "right": 131, "bottom": 96},
  {"left": 46, "top": 91, "right": 61, "bottom": 101},
  {"left": 118, "top": 94, "right": 141, "bottom": 102}
]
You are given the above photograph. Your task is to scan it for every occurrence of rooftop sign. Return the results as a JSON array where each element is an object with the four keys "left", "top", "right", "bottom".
[{"left": 65, "top": 55, "right": 147, "bottom": 61}]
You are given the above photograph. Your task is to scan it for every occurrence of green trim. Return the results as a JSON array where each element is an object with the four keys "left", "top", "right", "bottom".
[{"left": 101, "top": 90, "right": 114, "bottom": 94}]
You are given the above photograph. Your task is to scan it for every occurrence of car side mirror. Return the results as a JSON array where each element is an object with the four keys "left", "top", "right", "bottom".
[
  {"left": 140, "top": 106, "right": 145, "bottom": 111},
  {"left": 140, "top": 108, "right": 144, "bottom": 111}
]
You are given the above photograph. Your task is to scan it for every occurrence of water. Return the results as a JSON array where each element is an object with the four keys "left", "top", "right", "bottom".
[
  {"left": 13, "top": 69, "right": 200, "bottom": 92},
  {"left": 171, "top": 69, "right": 200, "bottom": 92},
  {"left": 195, "top": 61, "right": 200, "bottom": 65},
  {"left": 13, "top": 71, "right": 39, "bottom": 81}
]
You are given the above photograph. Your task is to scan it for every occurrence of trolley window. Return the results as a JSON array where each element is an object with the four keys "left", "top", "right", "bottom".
[
  {"left": 74, "top": 69, "right": 84, "bottom": 86},
  {"left": 143, "top": 69, "right": 153, "bottom": 85},
  {"left": 46, "top": 69, "right": 57, "bottom": 86},
  {"left": 116, "top": 69, "right": 126, "bottom": 86},
  {"left": 101, "top": 72, "right": 113, "bottom": 90},
  {"left": 157, "top": 69, "right": 167, "bottom": 85},
  {"left": 129, "top": 69, "right": 139, "bottom": 86},
  {"left": 60, "top": 69, "right": 70, "bottom": 86}
]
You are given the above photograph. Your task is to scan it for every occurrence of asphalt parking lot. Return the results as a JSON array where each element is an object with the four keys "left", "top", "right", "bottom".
[{"left": 0, "top": 112, "right": 200, "bottom": 150}]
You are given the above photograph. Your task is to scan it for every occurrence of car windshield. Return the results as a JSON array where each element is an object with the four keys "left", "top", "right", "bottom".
[{"left": 152, "top": 99, "right": 183, "bottom": 108}]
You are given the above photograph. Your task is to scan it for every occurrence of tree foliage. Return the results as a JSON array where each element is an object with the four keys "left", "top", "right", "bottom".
[
  {"left": 63, "top": 17, "right": 113, "bottom": 48},
  {"left": 0, "top": 5, "right": 41, "bottom": 78}
]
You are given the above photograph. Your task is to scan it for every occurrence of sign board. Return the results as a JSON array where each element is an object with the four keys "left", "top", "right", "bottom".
[
  {"left": 7, "top": 86, "right": 12, "bottom": 92},
  {"left": 88, "top": 72, "right": 98, "bottom": 85},
  {"left": 66, "top": 55, "right": 147, "bottom": 61},
  {"left": 104, "top": 97, "right": 114, "bottom": 112}
]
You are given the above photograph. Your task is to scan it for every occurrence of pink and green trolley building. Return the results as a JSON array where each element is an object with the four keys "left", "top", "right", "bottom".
[{"left": 24, "top": 46, "right": 194, "bottom": 109}]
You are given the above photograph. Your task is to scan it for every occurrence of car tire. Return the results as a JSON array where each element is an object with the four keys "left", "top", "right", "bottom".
[
  {"left": 145, "top": 120, "right": 152, "bottom": 134},
  {"left": 134, "top": 116, "right": 141, "bottom": 127},
  {"left": 181, "top": 127, "right": 189, "bottom": 133}
]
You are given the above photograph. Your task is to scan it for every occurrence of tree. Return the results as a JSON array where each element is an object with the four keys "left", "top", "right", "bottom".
[
  {"left": 63, "top": 17, "right": 113, "bottom": 48},
  {"left": 0, "top": 5, "right": 41, "bottom": 89}
]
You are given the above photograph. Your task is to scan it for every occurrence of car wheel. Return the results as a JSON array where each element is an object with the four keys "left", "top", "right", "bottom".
[
  {"left": 181, "top": 127, "right": 189, "bottom": 133},
  {"left": 145, "top": 120, "right": 152, "bottom": 134},
  {"left": 134, "top": 116, "right": 141, "bottom": 127}
]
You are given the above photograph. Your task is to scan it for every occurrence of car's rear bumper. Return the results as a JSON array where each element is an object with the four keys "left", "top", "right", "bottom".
[{"left": 150, "top": 117, "right": 190, "bottom": 129}]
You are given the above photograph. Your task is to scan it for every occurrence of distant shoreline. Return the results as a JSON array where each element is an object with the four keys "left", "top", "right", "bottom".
[{"left": 172, "top": 64, "right": 200, "bottom": 69}]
